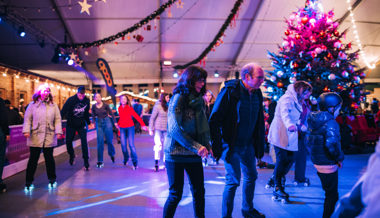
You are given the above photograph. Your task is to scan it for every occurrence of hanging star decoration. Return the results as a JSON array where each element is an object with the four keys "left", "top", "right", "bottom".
[
  {"left": 78, "top": 0, "right": 92, "bottom": 15},
  {"left": 69, "top": 52, "right": 77, "bottom": 60},
  {"left": 176, "top": 0, "right": 184, "bottom": 8}
]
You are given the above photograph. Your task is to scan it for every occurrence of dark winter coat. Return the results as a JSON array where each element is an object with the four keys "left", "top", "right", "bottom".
[
  {"left": 307, "top": 111, "right": 344, "bottom": 165},
  {"left": 209, "top": 79, "right": 265, "bottom": 160}
]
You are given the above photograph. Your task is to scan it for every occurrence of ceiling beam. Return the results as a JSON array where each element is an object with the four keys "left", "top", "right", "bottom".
[
  {"left": 230, "top": 0, "right": 265, "bottom": 73},
  {"left": 337, "top": 0, "right": 363, "bottom": 24},
  {"left": 158, "top": 0, "right": 163, "bottom": 89}
]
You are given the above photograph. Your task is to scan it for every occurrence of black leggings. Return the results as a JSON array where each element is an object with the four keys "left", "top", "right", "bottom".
[{"left": 26, "top": 147, "right": 56, "bottom": 184}]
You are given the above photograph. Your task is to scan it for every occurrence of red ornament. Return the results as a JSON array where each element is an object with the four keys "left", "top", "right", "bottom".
[
  {"left": 284, "top": 30, "right": 290, "bottom": 36},
  {"left": 319, "top": 31, "right": 325, "bottom": 37},
  {"left": 334, "top": 30, "right": 339, "bottom": 37},
  {"left": 323, "top": 86, "right": 329, "bottom": 92},
  {"left": 309, "top": 36, "right": 316, "bottom": 43},
  {"left": 114, "top": 41, "right": 118, "bottom": 45},
  {"left": 295, "top": 34, "right": 301, "bottom": 39},
  {"left": 135, "top": 34, "right": 144, "bottom": 42},
  {"left": 277, "top": 82, "right": 284, "bottom": 88},
  {"left": 122, "top": 36, "right": 125, "bottom": 40},
  {"left": 347, "top": 43, "right": 352, "bottom": 49},
  {"left": 301, "top": 17, "right": 309, "bottom": 24},
  {"left": 293, "top": 62, "right": 299, "bottom": 68},
  {"left": 147, "top": 25, "right": 151, "bottom": 31},
  {"left": 337, "top": 85, "right": 344, "bottom": 90},
  {"left": 327, "top": 53, "right": 332, "bottom": 59},
  {"left": 321, "top": 45, "right": 327, "bottom": 50}
]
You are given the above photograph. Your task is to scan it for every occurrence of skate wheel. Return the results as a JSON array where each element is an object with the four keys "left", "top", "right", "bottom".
[
  {"left": 281, "top": 199, "right": 288, "bottom": 204},
  {"left": 293, "top": 182, "right": 298, "bottom": 186},
  {"left": 303, "top": 182, "right": 309, "bottom": 187},
  {"left": 271, "top": 196, "right": 277, "bottom": 201},
  {"left": 265, "top": 185, "right": 271, "bottom": 190}
]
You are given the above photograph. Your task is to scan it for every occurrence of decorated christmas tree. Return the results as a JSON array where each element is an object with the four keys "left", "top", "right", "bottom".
[{"left": 265, "top": 0, "right": 366, "bottom": 113}]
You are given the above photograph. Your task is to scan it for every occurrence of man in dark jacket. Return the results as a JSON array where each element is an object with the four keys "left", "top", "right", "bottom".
[
  {"left": 4, "top": 100, "right": 22, "bottom": 125},
  {"left": 61, "top": 86, "right": 91, "bottom": 170},
  {"left": 209, "top": 63, "right": 265, "bottom": 218},
  {"left": 0, "top": 97, "right": 10, "bottom": 192}
]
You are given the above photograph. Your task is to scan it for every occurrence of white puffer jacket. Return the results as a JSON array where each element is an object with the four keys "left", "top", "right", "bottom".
[{"left": 267, "top": 84, "right": 302, "bottom": 151}]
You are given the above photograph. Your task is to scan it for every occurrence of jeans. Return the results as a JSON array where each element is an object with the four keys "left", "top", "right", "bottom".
[
  {"left": 163, "top": 161, "right": 205, "bottom": 218},
  {"left": 66, "top": 125, "right": 89, "bottom": 163},
  {"left": 96, "top": 118, "right": 115, "bottom": 162},
  {"left": 318, "top": 171, "right": 339, "bottom": 218},
  {"left": 153, "top": 130, "right": 166, "bottom": 161},
  {"left": 120, "top": 126, "right": 137, "bottom": 166},
  {"left": 222, "top": 145, "right": 258, "bottom": 218},
  {"left": 0, "top": 128, "right": 6, "bottom": 183},
  {"left": 294, "top": 133, "right": 307, "bottom": 181},
  {"left": 273, "top": 146, "right": 294, "bottom": 187},
  {"left": 26, "top": 147, "right": 56, "bottom": 184}
]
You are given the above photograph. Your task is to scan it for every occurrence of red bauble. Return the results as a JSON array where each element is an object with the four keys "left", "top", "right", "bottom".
[
  {"left": 284, "top": 30, "right": 290, "bottom": 36},
  {"left": 135, "top": 34, "right": 144, "bottom": 42},
  {"left": 293, "top": 62, "right": 299, "bottom": 68},
  {"left": 295, "top": 34, "right": 301, "bottom": 39},
  {"left": 337, "top": 85, "right": 344, "bottom": 90},
  {"left": 321, "top": 45, "right": 327, "bottom": 50},
  {"left": 334, "top": 30, "right": 339, "bottom": 37},
  {"left": 319, "top": 31, "right": 325, "bottom": 37},
  {"left": 309, "top": 36, "right": 316, "bottom": 42},
  {"left": 301, "top": 17, "right": 309, "bottom": 24},
  {"left": 347, "top": 43, "right": 352, "bottom": 49},
  {"left": 277, "top": 82, "right": 284, "bottom": 88},
  {"left": 323, "top": 86, "right": 329, "bottom": 92},
  {"left": 327, "top": 53, "right": 332, "bottom": 59}
]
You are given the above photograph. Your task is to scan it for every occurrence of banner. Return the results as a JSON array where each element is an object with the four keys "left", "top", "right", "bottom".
[{"left": 96, "top": 58, "right": 117, "bottom": 106}]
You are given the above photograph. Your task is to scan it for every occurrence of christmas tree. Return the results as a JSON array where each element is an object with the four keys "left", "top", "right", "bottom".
[{"left": 265, "top": 0, "right": 366, "bottom": 113}]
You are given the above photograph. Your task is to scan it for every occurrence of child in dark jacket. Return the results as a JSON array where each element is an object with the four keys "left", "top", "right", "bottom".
[{"left": 307, "top": 92, "right": 344, "bottom": 218}]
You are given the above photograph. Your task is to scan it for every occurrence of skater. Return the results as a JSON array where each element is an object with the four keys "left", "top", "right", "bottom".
[
  {"left": 0, "top": 97, "right": 10, "bottom": 193},
  {"left": 149, "top": 93, "right": 169, "bottom": 172},
  {"left": 163, "top": 66, "right": 211, "bottom": 218},
  {"left": 118, "top": 95, "right": 148, "bottom": 170},
  {"left": 133, "top": 98, "right": 143, "bottom": 134},
  {"left": 308, "top": 92, "right": 344, "bottom": 218},
  {"left": 267, "top": 81, "right": 312, "bottom": 203},
  {"left": 61, "top": 86, "right": 91, "bottom": 170},
  {"left": 91, "top": 93, "right": 117, "bottom": 168},
  {"left": 209, "top": 63, "right": 266, "bottom": 218},
  {"left": 22, "top": 85, "right": 62, "bottom": 190}
]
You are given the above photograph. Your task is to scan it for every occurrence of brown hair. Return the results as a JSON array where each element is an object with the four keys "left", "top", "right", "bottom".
[
  {"left": 294, "top": 81, "right": 312, "bottom": 95},
  {"left": 160, "top": 93, "right": 169, "bottom": 112},
  {"left": 33, "top": 86, "right": 53, "bottom": 104},
  {"left": 119, "top": 95, "right": 131, "bottom": 107}
]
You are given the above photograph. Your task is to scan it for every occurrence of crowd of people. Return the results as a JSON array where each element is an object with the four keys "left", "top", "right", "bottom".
[{"left": 0, "top": 63, "right": 379, "bottom": 218}]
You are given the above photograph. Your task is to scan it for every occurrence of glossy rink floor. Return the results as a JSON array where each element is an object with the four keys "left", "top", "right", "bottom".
[{"left": 0, "top": 134, "right": 369, "bottom": 218}]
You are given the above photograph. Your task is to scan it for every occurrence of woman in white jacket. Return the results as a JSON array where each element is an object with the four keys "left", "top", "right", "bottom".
[
  {"left": 22, "top": 85, "right": 62, "bottom": 191},
  {"left": 267, "top": 81, "right": 312, "bottom": 201}
]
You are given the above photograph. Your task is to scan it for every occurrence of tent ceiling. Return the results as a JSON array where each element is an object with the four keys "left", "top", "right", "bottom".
[{"left": 0, "top": 0, "right": 379, "bottom": 85}]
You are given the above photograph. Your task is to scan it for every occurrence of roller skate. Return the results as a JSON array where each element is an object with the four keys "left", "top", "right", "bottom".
[
  {"left": 84, "top": 159, "right": 90, "bottom": 171},
  {"left": 24, "top": 183, "right": 34, "bottom": 192},
  {"left": 0, "top": 183, "right": 7, "bottom": 193},
  {"left": 293, "top": 178, "right": 310, "bottom": 187},
  {"left": 96, "top": 162, "right": 104, "bottom": 168},
  {"left": 154, "top": 160, "right": 159, "bottom": 172},
  {"left": 265, "top": 176, "right": 275, "bottom": 189},
  {"left": 111, "top": 156, "right": 115, "bottom": 163},
  {"left": 48, "top": 180, "right": 57, "bottom": 189},
  {"left": 272, "top": 186, "right": 289, "bottom": 204}
]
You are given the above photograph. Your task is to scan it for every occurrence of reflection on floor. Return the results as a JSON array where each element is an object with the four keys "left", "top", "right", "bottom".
[{"left": 0, "top": 134, "right": 369, "bottom": 217}]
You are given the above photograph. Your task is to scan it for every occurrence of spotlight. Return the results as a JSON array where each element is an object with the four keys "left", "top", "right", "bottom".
[
  {"left": 173, "top": 71, "right": 178, "bottom": 78},
  {"left": 214, "top": 70, "right": 219, "bottom": 78},
  {"left": 18, "top": 26, "right": 26, "bottom": 37},
  {"left": 67, "top": 59, "right": 74, "bottom": 66},
  {"left": 163, "top": 60, "right": 172, "bottom": 66}
]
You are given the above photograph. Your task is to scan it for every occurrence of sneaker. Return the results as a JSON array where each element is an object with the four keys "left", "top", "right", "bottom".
[
  {"left": 242, "top": 208, "right": 265, "bottom": 218},
  {"left": 48, "top": 181, "right": 57, "bottom": 189},
  {"left": 69, "top": 156, "right": 75, "bottom": 166},
  {"left": 96, "top": 162, "right": 104, "bottom": 168},
  {"left": 111, "top": 156, "right": 115, "bottom": 163}
]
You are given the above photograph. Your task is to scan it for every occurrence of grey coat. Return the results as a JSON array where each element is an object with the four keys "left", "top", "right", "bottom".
[
  {"left": 22, "top": 101, "right": 63, "bottom": 147},
  {"left": 149, "top": 101, "right": 168, "bottom": 132}
]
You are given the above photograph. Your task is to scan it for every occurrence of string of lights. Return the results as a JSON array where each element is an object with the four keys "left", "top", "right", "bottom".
[{"left": 346, "top": 0, "right": 376, "bottom": 69}]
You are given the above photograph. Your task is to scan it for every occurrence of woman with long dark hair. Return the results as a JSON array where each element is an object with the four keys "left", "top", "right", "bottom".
[
  {"left": 22, "top": 84, "right": 62, "bottom": 190},
  {"left": 149, "top": 93, "right": 170, "bottom": 172},
  {"left": 163, "top": 66, "right": 211, "bottom": 218},
  {"left": 118, "top": 95, "right": 148, "bottom": 170}
]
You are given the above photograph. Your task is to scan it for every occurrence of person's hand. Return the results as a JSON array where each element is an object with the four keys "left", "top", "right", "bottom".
[
  {"left": 24, "top": 133, "right": 30, "bottom": 138},
  {"left": 288, "top": 125, "right": 297, "bottom": 132},
  {"left": 337, "top": 161, "right": 343, "bottom": 168},
  {"left": 88, "top": 123, "right": 95, "bottom": 129},
  {"left": 6, "top": 135, "right": 10, "bottom": 142},
  {"left": 197, "top": 146, "right": 209, "bottom": 158},
  {"left": 149, "top": 130, "right": 154, "bottom": 136},
  {"left": 114, "top": 123, "right": 118, "bottom": 129},
  {"left": 141, "top": 126, "right": 148, "bottom": 131}
]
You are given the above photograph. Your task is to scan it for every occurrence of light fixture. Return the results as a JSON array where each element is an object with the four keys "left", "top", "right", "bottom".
[
  {"left": 2, "top": 72, "right": 6, "bottom": 77},
  {"left": 25, "top": 77, "right": 30, "bottom": 83},
  {"left": 163, "top": 60, "right": 172, "bottom": 66},
  {"left": 67, "top": 59, "right": 74, "bottom": 66},
  {"left": 18, "top": 26, "right": 26, "bottom": 37},
  {"left": 173, "top": 71, "right": 178, "bottom": 78},
  {"left": 214, "top": 70, "right": 220, "bottom": 78},
  {"left": 15, "top": 74, "right": 20, "bottom": 79},
  {"left": 35, "top": 79, "right": 39, "bottom": 83}
]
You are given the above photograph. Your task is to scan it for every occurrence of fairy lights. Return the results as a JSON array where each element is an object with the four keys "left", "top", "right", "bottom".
[{"left": 346, "top": 0, "right": 376, "bottom": 69}]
